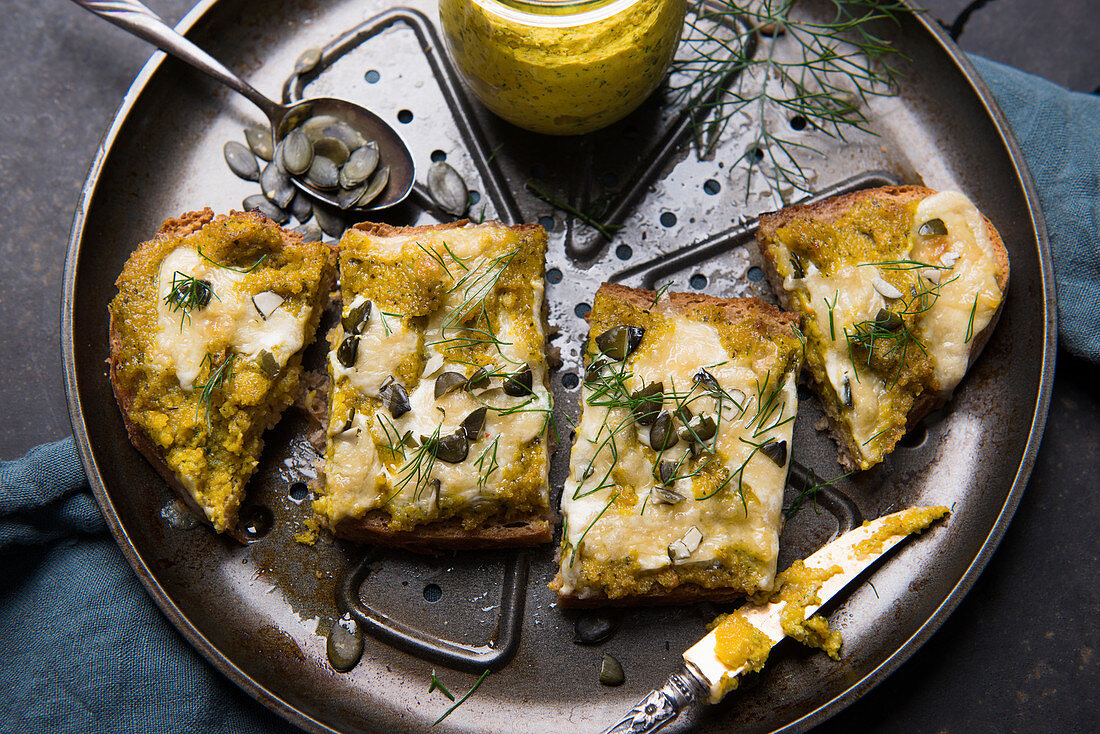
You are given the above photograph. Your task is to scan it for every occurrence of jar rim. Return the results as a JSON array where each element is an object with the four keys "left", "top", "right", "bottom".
[{"left": 469, "top": 0, "right": 649, "bottom": 26}]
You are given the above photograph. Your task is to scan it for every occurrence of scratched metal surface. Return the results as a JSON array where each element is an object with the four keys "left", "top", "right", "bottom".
[{"left": 62, "top": 0, "right": 1054, "bottom": 732}]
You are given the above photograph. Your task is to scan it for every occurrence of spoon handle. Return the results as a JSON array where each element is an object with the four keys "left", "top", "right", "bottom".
[{"left": 71, "top": 0, "right": 281, "bottom": 121}]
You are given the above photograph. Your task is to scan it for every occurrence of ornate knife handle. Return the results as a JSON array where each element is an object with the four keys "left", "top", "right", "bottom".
[{"left": 600, "top": 664, "right": 710, "bottom": 734}]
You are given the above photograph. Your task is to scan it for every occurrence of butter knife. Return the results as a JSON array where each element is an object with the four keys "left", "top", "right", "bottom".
[{"left": 598, "top": 506, "right": 948, "bottom": 734}]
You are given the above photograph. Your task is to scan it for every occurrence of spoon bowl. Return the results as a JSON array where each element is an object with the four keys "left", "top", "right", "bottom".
[{"left": 73, "top": 0, "right": 414, "bottom": 212}]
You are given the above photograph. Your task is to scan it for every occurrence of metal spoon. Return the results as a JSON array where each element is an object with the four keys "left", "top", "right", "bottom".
[{"left": 72, "top": 0, "right": 414, "bottom": 212}]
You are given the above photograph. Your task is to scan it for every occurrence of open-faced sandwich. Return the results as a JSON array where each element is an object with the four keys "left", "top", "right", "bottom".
[
  {"left": 552, "top": 283, "right": 803, "bottom": 606},
  {"left": 311, "top": 220, "right": 554, "bottom": 550},
  {"left": 757, "top": 186, "right": 1009, "bottom": 470},
  {"left": 108, "top": 208, "right": 334, "bottom": 534}
]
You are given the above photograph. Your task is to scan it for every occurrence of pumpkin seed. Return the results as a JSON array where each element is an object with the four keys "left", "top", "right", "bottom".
[
  {"left": 573, "top": 613, "right": 618, "bottom": 645},
  {"left": 941, "top": 251, "right": 961, "bottom": 267},
  {"left": 379, "top": 378, "right": 411, "bottom": 418},
  {"left": 874, "top": 308, "right": 903, "bottom": 331},
  {"left": 599, "top": 654, "right": 625, "bottom": 686},
  {"left": 657, "top": 460, "right": 677, "bottom": 485},
  {"left": 650, "top": 411, "right": 678, "bottom": 451},
  {"left": 289, "top": 192, "right": 312, "bottom": 223},
  {"left": 327, "top": 615, "right": 364, "bottom": 673},
  {"left": 342, "top": 297, "right": 372, "bottom": 335},
  {"left": 918, "top": 218, "right": 947, "bottom": 236},
  {"left": 693, "top": 368, "right": 721, "bottom": 393},
  {"left": 242, "top": 193, "right": 289, "bottom": 224},
  {"left": 323, "top": 122, "right": 366, "bottom": 152},
  {"left": 300, "top": 115, "right": 340, "bottom": 142},
  {"left": 679, "top": 414, "right": 717, "bottom": 443},
  {"left": 760, "top": 439, "right": 788, "bottom": 467},
  {"left": 427, "top": 161, "right": 469, "bottom": 216},
  {"left": 872, "top": 277, "right": 903, "bottom": 300},
  {"left": 433, "top": 430, "right": 469, "bottom": 464},
  {"left": 651, "top": 484, "right": 684, "bottom": 505},
  {"left": 630, "top": 382, "right": 663, "bottom": 425},
  {"left": 257, "top": 350, "right": 279, "bottom": 378},
  {"left": 223, "top": 141, "right": 259, "bottom": 181},
  {"left": 668, "top": 526, "right": 703, "bottom": 562},
  {"left": 790, "top": 251, "right": 806, "bottom": 279},
  {"left": 314, "top": 137, "right": 350, "bottom": 166},
  {"left": 260, "top": 162, "right": 295, "bottom": 209},
  {"left": 307, "top": 156, "right": 340, "bottom": 190},
  {"left": 840, "top": 375, "right": 853, "bottom": 408},
  {"left": 465, "top": 366, "right": 490, "bottom": 391},
  {"left": 356, "top": 165, "right": 389, "bottom": 207},
  {"left": 595, "top": 325, "right": 644, "bottom": 361},
  {"left": 503, "top": 365, "right": 533, "bottom": 396},
  {"left": 292, "top": 221, "right": 322, "bottom": 242},
  {"left": 280, "top": 129, "right": 314, "bottom": 175},
  {"left": 339, "top": 143, "right": 379, "bottom": 188},
  {"left": 337, "top": 335, "right": 359, "bottom": 368},
  {"left": 313, "top": 203, "right": 346, "bottom": 238},
  {"left": 294, "top": 47, "right": 322, "bottom": 75},
  {"left": 584, "top": 357, "right": 607, "bottom": 383},
  {"left": 337, "top": 183, "right": 368, "bottom": 210},
  {"left": 244, "top": 125, "right": 273, "bottom": 161},
  {"left": 251, "top": 291, "right": 284, "bottom": 319},
  {"left": 461, "top": 407, "right": 488, "bottom": 441},
  {"left": 338, "top": 408, "right": 357, "bottom": 435},
  {"left": 435, "top": 371, "right": 467, "bottom": 398}
]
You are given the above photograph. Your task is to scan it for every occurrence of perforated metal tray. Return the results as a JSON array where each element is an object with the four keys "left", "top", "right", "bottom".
[{"left": 62, "top": 1, "right": 1055, "bottom": 732}]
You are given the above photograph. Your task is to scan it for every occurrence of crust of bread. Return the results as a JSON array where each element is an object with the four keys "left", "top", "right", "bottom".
[
  {"left": 326, "top": 220, "right": 554, "bottom": 551},
  {"left": 554, "top": 282, "right": 799, "bottom": 606},
  {"left": 109, "top": 208, "right": 334, "bottom": 540},
  {"left": 756, "top": 185, "right": 1010, "bottom": 469}
]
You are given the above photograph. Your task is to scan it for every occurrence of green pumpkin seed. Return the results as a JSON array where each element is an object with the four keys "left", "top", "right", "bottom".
[
  {"left": 339, "top": 143, "right": 379, "bottom": 189},
  {"left": 919, "top": 218, "right": 948, "bottom": 236},
  {"left": 657, "top": 460, "right": 677, "bottom": 485},
  {"left": 650, "top": 410, "right": 678, "bottom": 451},
  {"left": 342, "top": 298, "right": 372, "bottom": 335},
  {"left": 323, "top": 122, "right": 366, "bottom": 152},
  {"left": 356, "top": 165, "right": 389, "bottom": 207},
  {"left": 294, "top": 47, "right": 322, "bottom": 75},
  {"left": 427, "top": 161, "right": 469, "bottom": 217},
  {"left": 260, "top": 163, "right": 294, "bottom": 209},
  {"left": 599, "top": 654, "right": 625, "bottom": 686},
  {"left": 337, "top": 335, "right": 359, "bottom": 368},
  {"left": 760, "top": 439, "right": 788, "bottom": 466},
  {"left": 244, "top": 125, "right": 273, "bottom": 161},
  {"left": 242, "top": 193, "right": 289, "bottom": 224},
  {"left": 465, "top": 366, "right": 490, "bottom": 391},
  {"left": 292, "top": 221, "right": 322, "bottom": 243},
  {"left": 306, "top": 156, "right": 340, "bottom": 190},
  {"left": 379, "top": 378, "right": 411, "bottom": 418},
  {"left": 435, "top": 371, "right": 467, "bottom": 398},
  {"left": 337, "top": 183, "right": 368, "bottom": 210},
  {"left": 223, "top": 141, "right": 259, "bottom": 181},
  {"left": 461, "top": 407, "right": 488, "bottom": 441},
  {"left": 503, "top": 365, "right": 533, "bottom": 396},
  {"left": 280, "top": 129, "right": 314, "bottom": 175},
  {"left": 299, "top": 114, "right": 340, "bottom": 142},
  {"left": 433, "top": 430, "right": 469, "bottom": 464},
  {"left": 257, "top": 350, "right": 279, "bottom": 377},
  {"left": 327, "top": 615, "right": 364, "bottom": 673},
  {"left": 874, "top": 308, "right": 903, "bottom": 331},
  {"left": 678, "top": 414, "right": 717, "bottom": 443},
  {"left": 790, "top": 251, "right": 806, "bottom": 279},
  {"left": 313, "top": 204, "right": 346, "bottom": 238},
  {"left": 630, "top": 382, "right": 663, "bottom": 425},
  {"left": 313, "top": 137, "right": 350, "bottom": 166},
  {"left": 651, "top": 483, "right": 684, "bottom": 505},
  {"left": 289, "top": 192, "right": 312, "bottom": 223},
  {"left": 595, "top": 325, "right": 645, "bottom": 361}
]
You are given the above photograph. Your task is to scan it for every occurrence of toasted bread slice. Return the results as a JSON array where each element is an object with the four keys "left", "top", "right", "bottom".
[
  {"left": 109, "top": 208, "right": 334, "bottom": 535},
  {"left": 312, "top": 220, "right": 553, "bottom": 551},
  {"left": 757, "top": 186, "right": 1009, "bottom": 471},
  {"left": 552, "top": 283, "right": 803, "bottom": 607}
]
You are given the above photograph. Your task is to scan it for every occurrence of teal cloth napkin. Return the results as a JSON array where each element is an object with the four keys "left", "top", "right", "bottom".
[{"left": 2, "top": 56, "right": 1097, "bottom": 732}]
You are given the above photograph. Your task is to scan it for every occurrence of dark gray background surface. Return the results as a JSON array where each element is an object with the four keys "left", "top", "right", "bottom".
[{"left": 4, "top": 0, "right": 1097, "bottom": 730}]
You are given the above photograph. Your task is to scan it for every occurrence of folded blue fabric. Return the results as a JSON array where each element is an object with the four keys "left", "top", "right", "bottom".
[
  {"left": 2, "top": 56, "right": 1097, "bottom": 734},
  {"left": 970, "top": 56, "right": 1100, "bottom": 363}
]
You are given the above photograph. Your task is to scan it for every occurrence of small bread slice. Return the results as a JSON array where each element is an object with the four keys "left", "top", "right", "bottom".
[
  {"left": 109, "top": 208, "right": 334, "bottom": 534},
  {"left": 757, "top": 186, "right": 1009, "bottom": 471},
  {"left": 552, "top": 283, "right": 803, "bottom": 607},
  {"left": 312, "top": 220, "right": 554, "bottom": 551}
]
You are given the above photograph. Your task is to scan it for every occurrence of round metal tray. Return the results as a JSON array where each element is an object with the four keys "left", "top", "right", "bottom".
[{"left": 62, "top": 0, "right": 1055, "bottom": 732}]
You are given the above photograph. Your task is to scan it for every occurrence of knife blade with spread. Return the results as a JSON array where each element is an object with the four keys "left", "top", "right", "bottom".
[{"left": 599, "top": 506, "right": 949, "bottom": 734}]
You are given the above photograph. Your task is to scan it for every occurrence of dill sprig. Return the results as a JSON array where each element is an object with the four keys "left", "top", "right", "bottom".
[
  {"left": 428, "top": 670, "right": 454, "bottom": 701},
  {"left": 671, "top": 0, "right": 909, "bottom": 195},
  {"left": 193, "top": 353, "right": 235, "bottom": 431},
  {"left": 474, "top": 435, "right": 501, "bottom": 489},
  {"left": 433, "top": 669, "right": 489, "bottom": 726},
  {"left": 164, "top": 271, "right": 214, "bottom": 327},
  {"left": 197, "top": 245, "right": 267, "bottom": 273},
  {"left": 525, "top": 180, "right": 622, "bottom": 240},
  {"left": 964, "top": 295, "right": 978, "bottom": 343},
  {"left": 430, "top": 248, "right": 520, "bottom": 365}
]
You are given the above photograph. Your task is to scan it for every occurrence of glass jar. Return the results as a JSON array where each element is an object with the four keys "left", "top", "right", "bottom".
[{"left": 439, "top": 0, "right": 686, "bottom": 135}]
